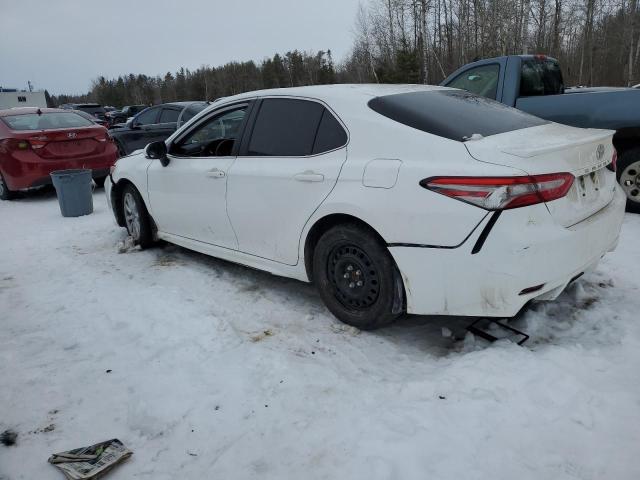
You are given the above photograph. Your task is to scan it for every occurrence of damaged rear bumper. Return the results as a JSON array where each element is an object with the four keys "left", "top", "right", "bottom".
[{"left": 389, "top": 186, "right": 626, "bottom": 317}]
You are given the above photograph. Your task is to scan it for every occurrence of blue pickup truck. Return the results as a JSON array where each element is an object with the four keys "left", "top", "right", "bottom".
[{"left": 442, "top": 55, "right": 640, "bottom": 211}]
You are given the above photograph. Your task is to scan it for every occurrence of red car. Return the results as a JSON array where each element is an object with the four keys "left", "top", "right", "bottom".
[{"left": 0, "top": 107, "right": 118, "bottom": 200}]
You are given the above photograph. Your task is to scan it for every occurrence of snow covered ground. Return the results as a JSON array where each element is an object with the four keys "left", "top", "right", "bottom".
[{"left": 1, "top": 188, "right": 639, "bottom": 480}]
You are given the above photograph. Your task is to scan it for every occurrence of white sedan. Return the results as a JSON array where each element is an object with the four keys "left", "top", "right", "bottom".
[{"left": 105, "top": 85, "right": 625, "bottom": 329}]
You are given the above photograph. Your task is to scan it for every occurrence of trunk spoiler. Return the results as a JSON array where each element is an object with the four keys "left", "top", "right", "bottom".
[{"left": 499, "top": 129, "right": 614, "bottom": 158}]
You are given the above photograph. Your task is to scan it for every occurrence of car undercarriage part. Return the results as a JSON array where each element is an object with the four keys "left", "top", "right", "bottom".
[{"left": 466, "top": 318, "right": 530, "bottom": 345}]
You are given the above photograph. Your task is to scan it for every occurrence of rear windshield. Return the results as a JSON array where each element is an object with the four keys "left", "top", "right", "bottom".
[
  {"left": 1, "top": 112, "right": 94, "bottom": 131},
  {"left": 520, "top": 58, "right": 564, "bottom": 96},
  {"left": 368, "top": 90, "right": 548, "bottom": 142}
]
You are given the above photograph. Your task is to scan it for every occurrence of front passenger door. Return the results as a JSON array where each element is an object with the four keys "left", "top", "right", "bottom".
[
  {"left": 146, "top": 103, "right": 251, "bottom": 249},
  {"left": 126, "top": 106, "right": 161, "bottom": 151}
]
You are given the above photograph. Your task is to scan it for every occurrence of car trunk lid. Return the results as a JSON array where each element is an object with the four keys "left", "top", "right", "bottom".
[
  {"left": 17, "top": 126, "right": 108, "bottom": 159},
  {"left": 464, "top": 123, "right": 617, "bottom": 227}
]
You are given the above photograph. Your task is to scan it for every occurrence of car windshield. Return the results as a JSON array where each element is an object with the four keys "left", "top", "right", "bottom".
[
  {"left": 368, "top": 90, "right": 549, "bottom": 142},
  {"left": 1, "top": 112, "right": 95, "bottom": 130}
]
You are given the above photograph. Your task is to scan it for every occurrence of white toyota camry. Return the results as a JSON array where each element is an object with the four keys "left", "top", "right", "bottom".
[{"left": 105, "top": 84, "right": 625, "bottom": 329}]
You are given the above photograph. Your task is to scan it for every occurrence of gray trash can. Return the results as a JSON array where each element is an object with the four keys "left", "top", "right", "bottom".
[{"left": 50, "top": 169, "right": 94, "bottom": 217}]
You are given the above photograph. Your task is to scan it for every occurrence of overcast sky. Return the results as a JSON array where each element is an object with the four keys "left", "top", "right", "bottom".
[{"left": 0, "top": 0, "right": 362, "bottom": 95}]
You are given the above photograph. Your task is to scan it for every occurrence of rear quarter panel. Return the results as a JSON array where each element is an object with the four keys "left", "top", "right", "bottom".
[{"left": 301, "top": 111, "right": 523, "bottom": 250}]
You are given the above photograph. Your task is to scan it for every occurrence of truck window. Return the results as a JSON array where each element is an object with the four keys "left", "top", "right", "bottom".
[
  {"left": 447, "top": 64, "right": 500, "bottom": 100},
  {"left": 520, "top": 58, "right": 564, "bottom": 97}
]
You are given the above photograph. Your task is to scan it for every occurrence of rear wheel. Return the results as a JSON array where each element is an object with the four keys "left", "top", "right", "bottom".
[
  {"left": 312, "top": 223, "right": 404, "bottom": 330},
  {"left": 0, "top": 172, "right": 15, "bottom": 201},
  {"left": 122, "top": 185, "right": 153, "bottom": 248},
  {"left": 617, "top": 148, "right": 640, "bottom": 213}
]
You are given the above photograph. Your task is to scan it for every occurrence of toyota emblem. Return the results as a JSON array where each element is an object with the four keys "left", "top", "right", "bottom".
[{"left": 596, "top": 144, "right": 605, "bottom": 161}]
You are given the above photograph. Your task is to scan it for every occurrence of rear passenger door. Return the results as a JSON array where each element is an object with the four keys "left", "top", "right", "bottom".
[{"left": 226, "top": 97, "right": 348, "bottom": 265}]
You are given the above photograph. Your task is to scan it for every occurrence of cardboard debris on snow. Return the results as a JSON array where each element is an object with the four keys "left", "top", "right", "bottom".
[{"left": 48, "top": 439, "right": 132, "bottom": 479}]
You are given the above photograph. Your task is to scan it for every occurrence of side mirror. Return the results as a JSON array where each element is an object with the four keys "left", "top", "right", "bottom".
[{"left": 146, "top": 141, "right": 169, "bottom": 167}]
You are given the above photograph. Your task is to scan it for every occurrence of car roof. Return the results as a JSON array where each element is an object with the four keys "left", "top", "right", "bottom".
[
  {"left": 215, "top": 84, "right": 448, "bottom": 106},
  {"left": 0, "top": 107, "right": 67, "bottom": 117},
  {"left": 162, "top": 101, "right": 206, "bottom": 107}
]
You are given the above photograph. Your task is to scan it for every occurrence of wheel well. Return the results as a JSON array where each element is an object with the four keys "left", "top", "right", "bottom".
[
  {"left": 613, "top": 128, "right": 640, "bottom": 156},
  {"left": 303, "top": 213, "right": 388, "bottom": 281},
  {"left": 111, "top": 179, "right": 137, "bottom": 227}
]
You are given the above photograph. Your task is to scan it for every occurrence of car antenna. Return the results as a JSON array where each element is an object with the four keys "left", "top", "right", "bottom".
[{"left": 36, "top": 108, "right": 42, "bottom": 115}]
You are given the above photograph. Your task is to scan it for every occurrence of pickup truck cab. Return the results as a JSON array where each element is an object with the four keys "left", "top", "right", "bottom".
[{"left": 442, "top": 55, "right": 640, "bottom": 211}]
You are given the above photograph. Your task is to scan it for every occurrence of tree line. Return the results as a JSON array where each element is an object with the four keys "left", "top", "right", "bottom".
[{"left": 50, "top": 0, "right": 639, "bottom": 107}]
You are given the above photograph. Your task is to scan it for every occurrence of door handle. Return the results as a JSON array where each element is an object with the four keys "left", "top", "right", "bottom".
[
  {"left": 294, "top": 171, "right": 324, "bottom": 182},
  {"left": 206, "top": 168, "right": 226, "bottom": 178}
]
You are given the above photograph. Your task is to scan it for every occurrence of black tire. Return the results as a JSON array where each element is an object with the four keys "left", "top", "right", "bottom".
[
  {"left": 0, "top": 171, "right": 15, "bottom": 201},
  {"left": 121, "top": 184, "right": 154, "bottom": 248},
  {"left": 312, "top": 223, "right": 404, "bottom": 330},
  {"left": 617, "top": 148, "right": 640, "bottom": 213},
  {"left": 93, "top": 176, "right": 106, "bottom": 188}
]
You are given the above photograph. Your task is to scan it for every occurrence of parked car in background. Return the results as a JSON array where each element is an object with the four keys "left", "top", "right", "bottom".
[
  {"left": 74, "top": 109, "right": 109, "bottom": 128},
  {"left": 67, "top": 103, "right": 108, "bottom": 122},
  {"left": 441, "top": 55, "right": 640, "bottom": 211},
  {"left": 106, "top": 104, "right": 147, "bottom": 127},
  {"left": 633, "top": 84, "right": 640, "bottom": 89},
  {"left": 109, "top": 101, "right": 208, "bottom": 156},
  {"left": 0, "top": 107, "right": 117, "bottom": 199},
  {"left": 106, "top": 85, "right": 624, "bottom": 329}
]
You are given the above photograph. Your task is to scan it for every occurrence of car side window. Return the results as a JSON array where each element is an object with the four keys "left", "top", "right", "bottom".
[
  {"left": 247, "top": 98, "right": 324, "bottom": 156},
  {"left": 312, "top": 109, "right": 347, "bottom": 154},
  {"left": 170, "top": 106, "right": 247, "bottom": 157},
  {"left": 159, "top": 108, "right": 180, "bottom": 124},
  {"left": 135, "top": 107, "right": 159, "bottom": 126},
  {"left": 447, "top": 64, "right": 500, "bottom": 100}
]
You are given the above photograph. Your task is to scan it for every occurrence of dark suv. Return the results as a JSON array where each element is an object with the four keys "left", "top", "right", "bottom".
[
  {"left": 109, "top": 101, "right": 208, "bottom": 156},
  {"left": 106, "top": 105, "right": 147, "bottom": 127},
  {"left": 67, "top": 103, "right": 107, "bottom": 121}
]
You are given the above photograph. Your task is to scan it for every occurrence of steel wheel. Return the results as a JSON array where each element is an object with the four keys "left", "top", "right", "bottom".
[
  {"left": 620, "top": 159, "right": 640, "bottom": 202},
  {"left": 123, "top": 191, "right": 141, "bottom": 240},
  {"left": 328, "top": 243, "right": 380, "bottom": 310}
]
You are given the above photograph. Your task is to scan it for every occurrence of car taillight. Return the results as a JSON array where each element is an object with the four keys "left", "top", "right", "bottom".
[
  {"left": 607, "top": 148, "right": 617, "bottom": 172},
  {"left": 420, "top": 173, "right": 574, "bottom": 210},
  {"left": 0, "top": 138, "right": 33, "bottom": 152},
  {"left": 28, "top": 135, "right": 48, "bottom": 149}
]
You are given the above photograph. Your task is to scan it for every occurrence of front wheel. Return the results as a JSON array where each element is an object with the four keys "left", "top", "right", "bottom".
[
  {"left": 617, "top": 148, "right": 640, "bottom": 213},
  {"left": 121, "top": 185, "right": 153, "bottom": 248},
  {"left": 0, "top": 172, "right": 15, "bottom": 201},
  {"left": 312, "top": 223, "right": 404, "bottom": 330}
]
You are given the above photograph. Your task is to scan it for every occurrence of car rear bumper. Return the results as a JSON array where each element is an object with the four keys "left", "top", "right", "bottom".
[
  {"left": 1, "top": 144, "right": 117, "bottom": 190},
  {"left": 389, "top": 186, "right": 626, "bottom": 317}
]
